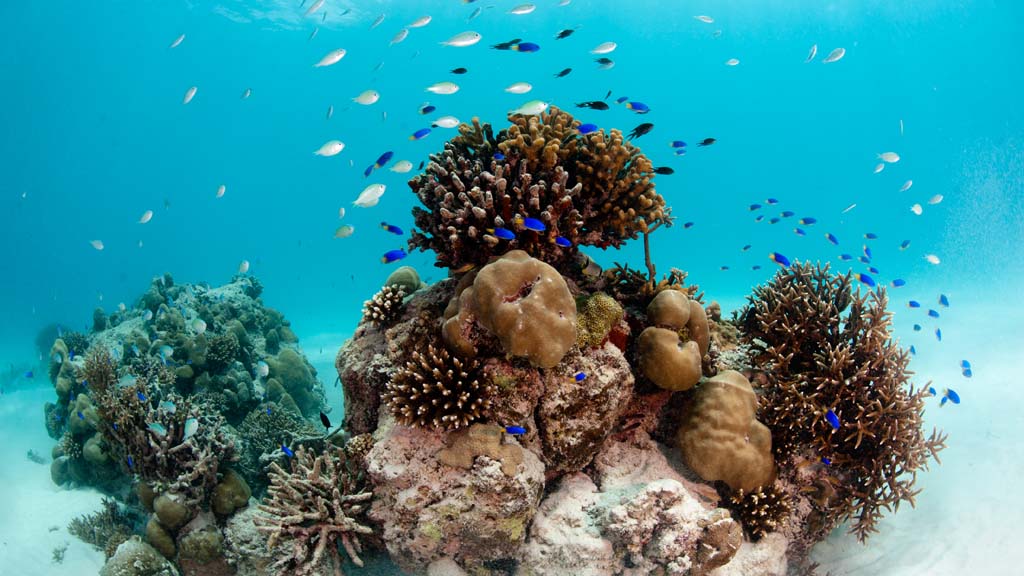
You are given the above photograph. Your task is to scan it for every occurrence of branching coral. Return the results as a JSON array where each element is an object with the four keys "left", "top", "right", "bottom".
[
  {"left": 205, "top": 332, "right": 240, "bottom": 373},
  {"left": 63, "top": 331, "right": 90, "bottom": 357},
  {"left": 726, "top": 483, "right": 791, "bottom": 541},
  {"left": 86, "top": 345, "right": 237, "bottom": 507},
  {"left": 740, "top": 261, "right": 947, "bottom": 542},
  {"left": 69, "top": 497, "right": 139, "bottom": 558},
  {"left": 361, "top": 284, "right": 407, "bottom": 327},
  {"left": 254, "top": 446, "right": 373, "bottom": 576},
  {"left": 382, "top": 341, "right": 495, "bottom": 430},
  {"left": 408, "top": 107, "right": 670, "bottom": 272}
]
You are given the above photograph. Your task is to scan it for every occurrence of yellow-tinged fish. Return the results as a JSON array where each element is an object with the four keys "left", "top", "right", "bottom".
[
  {"left": 441, "top": 31, "right": 481, "bottom": 47},
  {"left": 334, "top": 224, "right": 355, "bottom": 238},
  {"left": 509, "top": 100, "right": 549, "bottom": 116},
  {"left": 725, "top": 58, "right": 740, "bottom": 66}
]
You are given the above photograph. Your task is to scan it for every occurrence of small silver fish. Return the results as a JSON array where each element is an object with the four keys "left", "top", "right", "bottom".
[
  {"left": 183, "top": 418, "right": 199, "bottom": 440},
  {"left": 147, "top": 422, "right": 168, "bottom": 437}
]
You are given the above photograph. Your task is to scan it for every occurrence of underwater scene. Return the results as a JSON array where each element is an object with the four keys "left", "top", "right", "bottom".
[{"left": 1, "top": 1, "right": 1022, "bottom": 575}]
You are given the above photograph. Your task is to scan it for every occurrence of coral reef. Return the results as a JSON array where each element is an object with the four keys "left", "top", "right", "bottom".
[
  {"left": 101, "top": 537, "right": 180, "bottom": 576},
  {"left": 361, "top": 284, "right": 407, "bottom": 327},
  {"left": 69, "top": 497, "right": 140, "bottom": 558},
  {"left": 741, "top": 261, "right": 947, "bottom": 543},
  {"left": 408, "top": 107, "right": 670, "bottom": 273},
  {"left": 727, "top": 483, "right": 792, "bottom": 541},
  {"left": 254, "top": 445, "right": 373, "bottom": 576},
  {"left": 574, "top": 292, "right": 624, "bottom": 349}
]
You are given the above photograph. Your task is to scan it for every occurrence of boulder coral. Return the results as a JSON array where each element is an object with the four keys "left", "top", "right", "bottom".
[
  {"left": 442, "top": 250, "right": 576, "bottom": 368},
  {"left": 677, "top": 370, "right": 776, "bottom": 492},
  {"left": 637, "top": 289, "right": 709, "bottom": 392}
]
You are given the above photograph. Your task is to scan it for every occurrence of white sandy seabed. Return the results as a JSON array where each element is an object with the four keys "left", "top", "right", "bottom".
[{"left": 1, "top": 307, "right": 1021, "bottom": 576}]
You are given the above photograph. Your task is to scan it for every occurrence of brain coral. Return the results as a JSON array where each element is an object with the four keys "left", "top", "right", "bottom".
[
  {"left": 408, "top": 107, "right": 670, "bottom": 272},
  {"left": 442, "top": 250, "right": 577, "bottom": 368},
  {"left": 676, "top": 370, "right": 776, "bottom": 492}
]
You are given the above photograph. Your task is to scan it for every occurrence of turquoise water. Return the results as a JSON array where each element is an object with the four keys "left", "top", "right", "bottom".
[{"left": 1, "top": 1, "right": 1022, "bottom": 574}]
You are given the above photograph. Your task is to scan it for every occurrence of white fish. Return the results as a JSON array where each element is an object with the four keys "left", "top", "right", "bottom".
[
  {"left": 191, "top": 318, "right": 207, "bottom": 335},
  {"left": 314, "top": 140, "right": 345, "bottom": 156},
  {"left": 504, "top": 81, "right": 533, "bottom": 94},
  {"left": 238, "top": 260, "right": 250, "bottom": 274},
  {"left": 426, "top": 81, "right": 459, "bottom": 95},
  {"left": 315, "top": 48, "right": 347, "bottom": 67},
  {"left": 822, "top": 47, "right": 846, "bottom": 63},
  {"left": 441, "top": 31, "right": 482, "bottom": 47},
  {"left": 878, "top": 151, "right": 900, "bottom": 163},
  {"left": 354, "top": 183, "right": 386, "bottom": 207},
  {"left": 841, "top": 203, "right": 857, "bottom": 214},
  {"left": 725, "top": 58, "right": 740, "bottom": 66},
  {"left": 900, "top": 119, "right": 904, "bottom": 135},
  {"left": 409, "top": 15, "right": 432, "bottom": 28},
  {"left": 139, "top": 210, "right": 153, "bottom": 224},
  {"left": 695, "top": 15, "right": 714, "bottom": 23},
  {"left": 873, "top": 163, "right": 885, "bottom": 174},
  {"left": 309, "top": 27, "right": 318, "bottom": 41},
  {"left": 216, "top": 184, "right": 226, "bottom": 198},
  {"left": 924, "top": 254, "right": 941, "bottom": 265},
  {"left": 806, "top": 44, "right": 817, "bottom": 62},
  {"left": 90, "top": 240, "right": 104, "bottom": 251},
  {"left": 468, "top": 7, "right": 482, "bottom": 21},
  {"left": 183, "top": 418, "right": 199, "bottom": 440},
  {"left": 370, "top": 14, "right": 386, "bottom": 30},
  {"left": 241, "top": 88, "right": 252, "bottom": 99},
  {"left": 326, "top": 105, "right": 334, "bottom": 119},
  {"left": 338, "top": 207, "right": 346, "bottom": 219},
  {"left": 118, "top": 302, "right": 127, "bottom": 312},
  {"left": 508, "top": 4, "right": 536, "bottom": 15},
  {"left": 597, "top": 59, "right": 615, "bottom": 70},
  {"left": 169, "top": 34, "right": 185, "bottom": 49},
  {"left": 390, "top": 160, "right": 414, "bottom": 173},
  {"left": 559, "top": 0, "right": 570, "bottom": 5},
  {"left": 390, "top": 29, "right": 409, "bottom": 46},
  {"left": 353, "top": 89, "right": 380, "bottom": 105},
  {"left": 509, "top": 100, "right": 549, "bottom": 116},
  {"left": 183, "top": 86, "right": 197, "bottom": 104},
  {"left": 928, "top": 194, "right": 944, "bottom": 205},
  {"left": 334, "top": 224, "right": 355, "bottom": 238},
  {"left": 148, "top": 423, "right": 167, "bottom": 437},
  {"left": 143, "top": 310, "right": 154, "bottom": 321},
  {"left": 305, "top": 0, "right": 325, "bottom": 17},
  {"left": 910, "top": 203, "right": 923, "bottom": 215},
  {"left": 899, "top": 180, "right": 913, "bottom": 192},
  {"left": 591, "top": 42, "right": 617, "bottom": 55},
  {"left": 432, "top": 115, "right": 460, "bottom": 128},
  {"left": 256, "top": 360, "right": 269, "bottom": 378}
]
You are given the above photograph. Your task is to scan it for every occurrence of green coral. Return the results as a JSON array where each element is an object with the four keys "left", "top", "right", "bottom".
[{"left": 575, "top": 292, "right": 624, "bottom": 349}]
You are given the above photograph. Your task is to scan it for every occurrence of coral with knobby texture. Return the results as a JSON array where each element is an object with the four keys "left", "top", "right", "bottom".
[
  {"left": 63, "top": 330, "right": 90, "bottom": 357},
  {"left": 382, "top": 342, "right": 494, "bottom": 430},
  {"left": 254, "top": 445, "right": 373, "bottom": 576},
  {"left": 727, "top": 483, "right": 792, "bottom": 541},
  {"left": 442, "top": 250, "right": 576, "bottom": 368},
  {"left": 68, "top": 497, "right": 139, "bottom": 559},
  {"left": 437, "top": 423, "right": 524, "bottom": 477},
  {"left": 205, "top": 332, "right": 239, "bottom": 373},
  {"left": 740, "top": 261, "right": 947, "bottom": 543},
  {"left": 677, "top": 370, "right": 776, "bottom": 492},
  {"left": 637, "top": 328, "right": 703, "bottom": 392},
  {"left": 211, "top": 469, "right": 252, "bottom": 517},
  {"left": 265, "top": 348, "right": 325, "bottom": 418},
  {"left": 361, "top": 284, "right": 407, "bottom": 327},
  {"left": 408, "top": 107, "right": 669, "bottom": 273},
  {"left": 575, "top": 292, "right": 624, "bottom": 349},
  {"left": 100, "top": 537, "right": 180, "bottom": 576}
]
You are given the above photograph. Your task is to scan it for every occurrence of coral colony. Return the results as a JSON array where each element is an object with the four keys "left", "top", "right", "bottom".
[{"left": 47, "top": 108, "right": 944, "bottom": 575}]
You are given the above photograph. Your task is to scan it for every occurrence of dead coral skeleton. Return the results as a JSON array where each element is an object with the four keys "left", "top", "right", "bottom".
[
  {"left": 254, "top": 446, "right": 373, "bottom": 576},
  {"left": 741, "top": 261, "right": 947, "bottom": 542}
]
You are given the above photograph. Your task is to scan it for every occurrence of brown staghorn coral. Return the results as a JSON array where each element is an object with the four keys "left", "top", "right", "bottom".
[
  {"left": 740, "top": 261, "right": 947, "bottom": 543},
  {"left": 85, "top": 345, "right": 236, "bottom": 507},
  {"left": 382, "top": 341, "right": 495, "bottom": 430},
  {"left": 254, "top": 446, "right": 373, "bottom": 576},
  {"left": 360, "top": 284, "right": 406, "bottom": 327},
  {"left": 69, "top": 497, "right": 139, "bottom": 558},
  {"left": 726, "top": 483, "right": 791, "bottom": 541},
  {"left": 408, "top": 107, "right": 670, "bottom": 272}
]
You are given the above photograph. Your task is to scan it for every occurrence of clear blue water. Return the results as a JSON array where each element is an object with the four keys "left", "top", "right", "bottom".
[{"left": 0, "top": 1, "right": 1022, "bottom": 573}]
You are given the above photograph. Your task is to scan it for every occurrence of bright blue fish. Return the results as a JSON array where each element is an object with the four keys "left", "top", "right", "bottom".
[
  {"left": 374, "top": 151, "right": 394, "bottom": 169},
  {"left": 363, "top": 164, "right": 374, "bottom": 177},
  {"left": 410, "top": 128, "right": 432, "bottom": 140},
  {"left": 127, "top": 456, "right": 134, "bottom": 469},
  {"left": 754, "top": 215, "right": 764, "bottom": 222},
  {"left": 868, "top": 266, "right": 880, "bottom": 275},
  {"left": 961, "top": 360, "right": 971, "bottom": 369},
  {"left": 615, "top": 96, "right": 629, "bottom": 104},
  {"left": 839, "top": 254, "right": 852, "bottom": 261},
  {"left": 864, "top": 233, "right": 878, "bottom": 240},
  {"left": 769, "top": 252, "right": 791, "bottom": 266},
  {"left": 574, "top": 371, "right": 586, "bottom": 381},
  {"left": 683, "top": 222, "right": 694, "bottom": 229},
  {"left": 380, "top": 222, "right": 404, "bottom": 235},
  {"left": 492, "top": 227, "right": 516, "bottom": 240},
  {"left": 927, "top": 387, "right": 937, "bottom": 396},
  {"left": 555, "top": 236, "right": 572, "bottom": 248},
  {"left": 794, "top": 228, "right": 806, "bottom": 236},
  {"left": 769, "top": 217, "right": 781, "bottom": 224},
  {"left": 962, "top": 368, "right": 973, "bottom": 378},
  {"left": 521, "top": 217, "right": 546, "bottom": 232},
  {"left": 578, "top": 123, "right": 599, "bottom": 134},
  {"left": 749, "top": 204, "right": 762, "bottom": 211},
  {"left": 935, "top": 328, "right": 942, "bottom": 341},
  {"left": 24, "top": 371, "right": 33, "bottom": 379},
  {"left": 821, "top": 457, "right": 832, "bottom": 466},
  {"left": 858, "top": 256, "right": 871, "bottom": 264},
  {"left": 943, "top": 388, "right": 960, "bottom": 405},
  {"left": 137, "top": 391, "right": 147, "bottom": 402},
  {"left": 625, "top": 101, "right": 650, "bottom": 113},
  {"left": 891, "top": 279, "right": 906, "bottom": 287},
  {"left": 780, "top": 211, "right": 795, "bottom": 218},
  {"left": 825, "top": 409, "right": 840, "bottom": 430},
  {"left": 900, "top": 240, "right": 911, "bottom": 250},
  {"left": 910, "top": 345, "right": 917, "bottom": 355},
  {"left": 494, "top": 152, "right": 506, "bottom": 160},
  {"left": 864, "top": 246, "right": 873, "bottom": 259},
  {"left": 674, "top": 149, "right": 687, "bottom": 156},
  {"left": 938, "top": 294, "right": 950, "bottom": 307},
  {"left": 282, "top": 445, "right": 294, "bottom": 458},
  {"left": 77, "top": 411, "right": 84, "bottom": 420},
  {"left": 913, "top": 324, "right": 922, "bottom": 331},
  {"left": 266, "top": 407, "right": 272, "bottom": 415},
  {"left": 855, "top": 273, "right": 876, "bottom": 288},
  {"left": 511, "top": 42, "right": 541, "bottom": 52},
  {"left": 908, "top": 300, "right": 921, "bottom": 308},
  {"left": 419, "top": 104, "right": 436, "bottom": 115},
  {"left": 505, "top": 425, "right": 526, "bottom": 435},
  {"left": 799, "top": 217, "right": 817, "bottom": 225},
  {"left": 825, "top": 233, "right": 839, "bottom": 245},
  {"left": 927, "top": 309, "right": 940, "bottom": 318},
  {"left": 670, "top": 140, "right": 687, "bottom": 148},
  {"left": 765, "top": 198, "right": 779, "bottom": 204},
  {"left": 381, "top": 249, "right": 407, "bottom": 264}
]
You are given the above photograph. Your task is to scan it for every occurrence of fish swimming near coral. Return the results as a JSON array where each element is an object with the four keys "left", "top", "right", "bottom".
[
  {"left": 627, "top": 122, "right": 653, "bottom": 140},
  {"left": 381, "top": 249, "right": 407, "bottom": 264},
  {"left": 505, "top": 426, "right": 526, "bottom": 435},
  {"left": 380, "top": 222, "right": 403, "bottom": 235},
  {"left": 825, "top": 410, "right": 841, "bottom": 430},
  {"left": 320, "top": 411, "right": 332, "bottom": 429},
  {"left": 575, "top": 101, "right": 609, "bottom": 110},
  {"left": 282, "top": 444, "right": 294, "bottom": 458},
  {"left": 183, "top": 417, "right": 198, "bottom": 440},
  {"left": 940, "top": 388, "right": 960, "bottom": 407}
]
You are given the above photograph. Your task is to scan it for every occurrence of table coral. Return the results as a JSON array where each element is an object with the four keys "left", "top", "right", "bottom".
[
  {"left": 442, "top": 250, "right": 577, "bottom": 368},
  {"left": 740, "top": 261, "right": 947, "bottom": 543},
  {"left": 676, "top": 370, "right": 776, "bottom": 492},
  {"left": 254, "top": 446, "right": 373, "bottom": 576}
]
